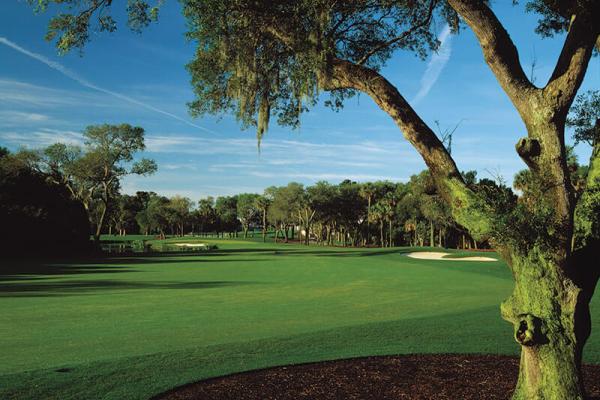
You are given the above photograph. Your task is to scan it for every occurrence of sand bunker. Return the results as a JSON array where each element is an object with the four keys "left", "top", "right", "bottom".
[
  {"left": 173, "top": 243, "right": 208, "bottom": 248},
  {"left": 406, "top": 251, "right": 497, "bottom": 262}
]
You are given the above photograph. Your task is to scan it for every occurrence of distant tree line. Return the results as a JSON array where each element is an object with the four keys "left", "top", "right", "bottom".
[{"left": 99, "top": 170, "right": 523, "bottom": 249}]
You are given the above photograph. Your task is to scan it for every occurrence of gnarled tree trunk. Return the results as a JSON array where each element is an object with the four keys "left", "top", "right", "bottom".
[{"left": 500, "top": 248, "right": 594, "bottom": 399}]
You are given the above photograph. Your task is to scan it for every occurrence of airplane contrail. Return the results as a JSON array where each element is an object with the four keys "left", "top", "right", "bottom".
[
  {"left": 0, "top": 36, "right": 216, "bottom": 134},
  {"left": 412, "top": 24, "right": 453, "bottom": 106}
]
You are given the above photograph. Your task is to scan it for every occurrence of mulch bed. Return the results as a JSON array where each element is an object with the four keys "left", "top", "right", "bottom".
[{"left": 154, "top": 354, "right": 600, "bottom": 400}]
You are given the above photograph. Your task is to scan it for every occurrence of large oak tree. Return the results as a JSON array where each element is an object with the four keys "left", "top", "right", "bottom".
[{"left": 30, "top": 0, "right": 600, "bottom": 398}]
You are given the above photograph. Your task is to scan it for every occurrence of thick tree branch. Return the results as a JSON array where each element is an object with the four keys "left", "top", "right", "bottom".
[
  {"left": 545, "top": 12, "right": 600, "bottom": 116},
  {"left": 447, "top": 0, "right": 598, "bottom": 253},
  {"left": 322, "top": 58, "right": 494, "bottom": 240},
  {"left": 446, "top": 0, "right": 536, "bottom": 116}
]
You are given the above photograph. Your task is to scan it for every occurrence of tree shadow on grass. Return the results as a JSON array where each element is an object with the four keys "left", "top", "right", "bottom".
[
  {"left": 0, "top": 256, "right": 266, "bottom": 282},
  {"left": 0, "top": 279, "right": 262, "bottom": 298},
  {"left": 0, "top": 245, "right": 413, "bottom": 280},
  {"left": 0, "top": 263, "right": 138, "bottom": 282},
  {"left": 200, "top": 247, "right": 414, "bottom": 258},
  {"left": 88, "top": 256, "right": 264, "bottom": 266}
]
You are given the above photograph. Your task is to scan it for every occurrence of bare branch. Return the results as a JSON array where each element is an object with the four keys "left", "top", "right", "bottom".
[{"left": 545, "top": 13, "right": 600, "bottom": 115}]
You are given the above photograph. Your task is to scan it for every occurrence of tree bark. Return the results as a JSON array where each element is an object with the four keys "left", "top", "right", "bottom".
[
  {"left": 366, "top": 196, "right": 371, "bottom": 245},
  {"left": 495, "top": 119, "right": 599, "bottom": 399},
  {"left": 305, "top": 224, "right": 310, "bottom": 245},
  {"left": 262, "top": 209, "right": 267, "bottom": 242},
  {"left": 500, "top": 248, "right": 595, "bottom": 400},
  {"left": 429, "top": 220, "right": 434, "bottom": 247},
  {"left": 94, "top": 198, "right": 108, "bottom": 242}
]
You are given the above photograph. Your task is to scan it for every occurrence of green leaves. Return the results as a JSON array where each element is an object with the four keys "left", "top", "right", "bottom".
[
  {"left": 127, "top": 0, "right": 160, "bottom": 32},
  {"left": 183, "top": 0, "right": 448, "bottom": 144},
  {"left": 83, "top": 123, "right": 146, "bottom": 164},
  {"left": 45, "top": 13, "right": 89, "bottom": 54},
  {"left": 32, "top": 0, "right": 163, "bottom": 53},
  {"left": 131, "top": 158, "right": 158, "bottom": 176},
  {"left": 567, "top": 90, "right": 600, "bottom": 147},
  {"left": 524, "top": 0, "right": 571, "bottom": 37}
]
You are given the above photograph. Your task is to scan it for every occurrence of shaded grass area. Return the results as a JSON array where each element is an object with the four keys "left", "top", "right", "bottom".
[{"left": 1, "top": 240, "right": 599, "bottom": 399}]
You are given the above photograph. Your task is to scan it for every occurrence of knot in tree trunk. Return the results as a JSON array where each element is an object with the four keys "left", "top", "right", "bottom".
[
  {"left": 515, "top": 314, "right": 547, "bottom": 347},
  {"left": 516, "top": 137, "right": 541, "bottom": 167}
]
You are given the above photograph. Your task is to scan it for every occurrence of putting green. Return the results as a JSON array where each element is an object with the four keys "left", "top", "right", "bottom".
[{"left": 1, "top": 240, "right": 599, "bottom": 400}]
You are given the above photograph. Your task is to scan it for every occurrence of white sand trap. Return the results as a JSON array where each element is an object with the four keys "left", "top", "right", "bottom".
[
  {"left": 174, "top": 243, "right": 208, "bottom": 248},
  {"left": 406, "top": 251, "right": 497, "bottom": 262}
]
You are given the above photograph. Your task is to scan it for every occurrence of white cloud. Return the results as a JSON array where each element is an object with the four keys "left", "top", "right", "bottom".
[
  {"left": 145, "top": 134, "right": 418, "bottom": 159},
  {"left": 412, "top": 24, "right": 453, "bottom": 105},
  {"left": 248, "top": 171, "right": 408, "bottom": 182},
  {"left": 161, "top": 163, "right": 201, "bottom": 171},
  {"left": 0, "top": 79, "right": 99, "bottom": 107},
  {"left": 0, "top": 110, "right": 49, "bottom": 125},
  {"left": 0, "top": 128, "right": 84, "bottom": 147}
]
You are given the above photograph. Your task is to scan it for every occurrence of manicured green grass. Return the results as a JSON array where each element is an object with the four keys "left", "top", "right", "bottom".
[{"left": 1, "top": 241, "right": 600, "bottom": 399}]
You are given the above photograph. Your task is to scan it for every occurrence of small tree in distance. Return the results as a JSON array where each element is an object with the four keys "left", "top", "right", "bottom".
[
  {"left": 237, "top": 193, "right": 260, "bottom": 238},
  {"left": 254, "top": 194, "right": 272, "bottom": 242}
]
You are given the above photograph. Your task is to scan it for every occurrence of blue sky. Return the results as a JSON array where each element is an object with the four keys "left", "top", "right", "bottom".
[{"left": 1, "top": 1, "right": 599, "bottom": 200}]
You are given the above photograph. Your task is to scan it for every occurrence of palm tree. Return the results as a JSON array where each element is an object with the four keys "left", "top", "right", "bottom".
[
  {"left": 369, "top": 203, "right": 386, "bottom": 248},
  {"left": 359, "top": 182, "right": 376, "bottom": 245},
  {"left": 382, "top": 191, "right": 399, "bottom": 247},
  {"left": 254, "top": 195, "right": 271, "bottom": 242}
]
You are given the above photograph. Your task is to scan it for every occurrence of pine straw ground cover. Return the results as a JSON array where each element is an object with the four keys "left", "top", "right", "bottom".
[{"left": 155, "top": 354, "right": 600, "bottom": 400}]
